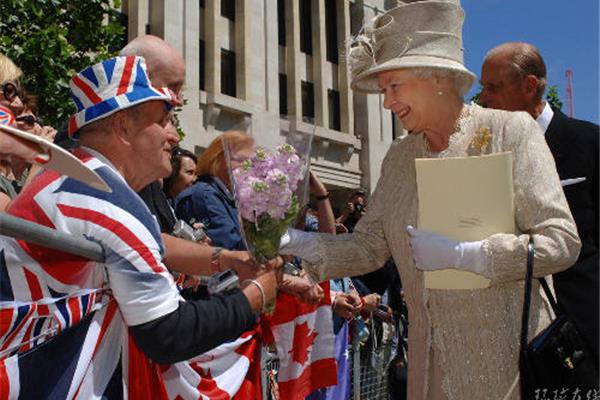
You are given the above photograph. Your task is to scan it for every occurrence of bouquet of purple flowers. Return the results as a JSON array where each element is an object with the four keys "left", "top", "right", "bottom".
[
  {"left": 224, "top": 120, "right": 313, "bottom": 265},
  {"left": 231, "top": 143, "right": 306, "bottom": 263}
]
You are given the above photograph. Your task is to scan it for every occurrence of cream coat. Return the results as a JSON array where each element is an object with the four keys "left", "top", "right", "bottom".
[{"left": 306, "top": 105, "right": 580, "bottom": 400}]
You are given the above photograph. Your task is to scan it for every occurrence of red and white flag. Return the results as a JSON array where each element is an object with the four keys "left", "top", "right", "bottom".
[
  {"left": 161, "top": 327, "right": 263, "bottom": 400},
  {"left": 263, "top": 282, "right": 337, "bottom": 400}
]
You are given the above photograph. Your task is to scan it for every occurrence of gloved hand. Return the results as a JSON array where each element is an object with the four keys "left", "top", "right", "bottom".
[
  {"left": 406, "top": 226, "right": 487, "bottom": 274},
  {"left": 279, "top": 228, "right": 320, "bottom": 264}
]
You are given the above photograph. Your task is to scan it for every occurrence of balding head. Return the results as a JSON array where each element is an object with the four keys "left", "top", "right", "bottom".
[
  {"left": 120, "top": 35, "right": 185, "bottom": 104},
  {"left": 480, "top": 42, "right": 547, "bottom": 117}
]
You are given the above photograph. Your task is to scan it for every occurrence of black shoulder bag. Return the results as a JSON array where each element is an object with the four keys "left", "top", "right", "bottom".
[{"left": 520, "top": 238, "right": 598, "bottom": 398}]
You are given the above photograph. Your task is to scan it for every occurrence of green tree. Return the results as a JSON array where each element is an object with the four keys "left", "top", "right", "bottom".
[
  {"left": 0, "top": 0, "right": 126, "bottom": 128},
  {"left": 545, "top": 85, "right": 563, "bottom": 110},
  {"left": 470, "top": 86, "right": 481, "bottom": 105}
]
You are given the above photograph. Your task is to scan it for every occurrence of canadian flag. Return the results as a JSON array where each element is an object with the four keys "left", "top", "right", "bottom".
[
  {"left": 263, "top": 282, "right": 338, "bottom": 400},
  {"left": 160, "top": 328, "right": 262, "bottom": 400}
]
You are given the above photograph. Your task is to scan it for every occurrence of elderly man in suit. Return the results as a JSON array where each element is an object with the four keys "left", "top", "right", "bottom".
[{"left": 480, "top": 41, "right": 599, "bottom": 364}]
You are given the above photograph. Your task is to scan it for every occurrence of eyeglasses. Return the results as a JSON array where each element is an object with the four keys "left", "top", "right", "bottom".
[
  {"left": 0, "top": 82, "right": 20, "bottom": 102},
  {"left": 16, "top": 114, "right": 39, "bottom": 126}
]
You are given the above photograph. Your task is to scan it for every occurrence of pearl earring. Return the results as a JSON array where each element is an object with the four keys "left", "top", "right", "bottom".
[{"left": 438, "top": 90, "right": 444, "bottom": 96}]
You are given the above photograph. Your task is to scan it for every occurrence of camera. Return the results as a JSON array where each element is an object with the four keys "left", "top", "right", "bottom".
[
  {"left": 282, "top": 261, "right": 302, "bottom": 277},
  {"left": 172, "top": 220, "right": 207, "bottom": 242},
  {"left": 201, "top": 269, "right": 240, "bottom": 294},
  {"left": 355, "top": 203, "right": 365, "bottom": 213}
]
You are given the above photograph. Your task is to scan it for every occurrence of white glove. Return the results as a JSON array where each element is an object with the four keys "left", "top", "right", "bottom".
[
  {"left": 406, "top": 226, "right": 487, "bottom": 274},
  {"left": 279, "top": 228, "right": 320, "bottom": 264}
]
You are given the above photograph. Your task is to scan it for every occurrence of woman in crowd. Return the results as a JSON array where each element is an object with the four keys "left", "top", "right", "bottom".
[
  {"left": 281, "top": 1, "right": 580, "bottom": 399},
  {"left": 163, "top": 146, "right": 197, "bottom": 204},
  {"left": 175, "top": 131, "right": 252, "bottom": 250},
  {"left": 0, "top": 54, "right": 56, "bottom": 209}
]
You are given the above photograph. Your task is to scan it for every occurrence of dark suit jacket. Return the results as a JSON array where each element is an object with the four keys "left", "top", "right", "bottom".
[{"left": 545, "top": 108, "right": 599, "bottom": 362}]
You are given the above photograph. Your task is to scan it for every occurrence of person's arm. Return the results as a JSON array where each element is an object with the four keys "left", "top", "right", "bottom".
[
  {"left": 130, "top": 269, "right": 279, "bottom": 364},
  {"left": 309, "top": 171, "right": 336, "bottom": 234},
  {"left": 281, "top": 147, "right": 397, "bottom": 282},
  {"left": 161, "top": 233, "right": 264, "bottom": 282},
  {"left": 0, "top": 131, "right": 44, "bottom": 161}
]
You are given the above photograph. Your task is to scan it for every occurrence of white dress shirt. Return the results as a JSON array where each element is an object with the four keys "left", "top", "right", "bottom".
[{"left": 536, "top": 101, "right": 554, "bottom": 134}]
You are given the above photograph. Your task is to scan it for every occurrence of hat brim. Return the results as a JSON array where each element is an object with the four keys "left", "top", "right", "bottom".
[
  {"left": 68, "top": 88, "right": 173, "bottom": 138},
  {"left": 351, "top": 55, "right": 477, "bottom": 94}
]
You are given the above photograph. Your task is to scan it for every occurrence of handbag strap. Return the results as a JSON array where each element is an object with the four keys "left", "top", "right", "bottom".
[
  {"left": 520, "top": 237, "right": 535, "bottom": 352},
  {"left": 537, "top": 277, "right": 564, "bottom": 317}
]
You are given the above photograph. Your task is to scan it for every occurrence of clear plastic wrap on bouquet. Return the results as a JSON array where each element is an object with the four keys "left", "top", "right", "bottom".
[{"left": 224, "top": 118, "right": 314, "bottom": 264}]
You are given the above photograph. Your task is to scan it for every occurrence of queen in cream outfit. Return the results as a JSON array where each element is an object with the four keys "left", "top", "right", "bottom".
[{"left": 280, "top": 1, "right": 580, "bottom": 399}]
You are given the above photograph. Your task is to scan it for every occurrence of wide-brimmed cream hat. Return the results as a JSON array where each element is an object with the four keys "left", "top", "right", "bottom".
[{"left": 348, "top": 0, "right": 476, "bottom": 94}]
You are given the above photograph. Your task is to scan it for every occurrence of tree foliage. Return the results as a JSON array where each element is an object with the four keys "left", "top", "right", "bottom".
[
  {"left": 0, "top": 0, "right": 126, "bottom": 128},
  {"left": 545, "top": 85, "right": 563, "bottom": 110}
]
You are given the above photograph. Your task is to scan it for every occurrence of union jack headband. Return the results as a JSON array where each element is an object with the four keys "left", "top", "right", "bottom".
[
  {"left": 0, "top": 105, "right": 16, "bottom": 127},
  {"left": 68, "top": 55, "right": 175, "bottom": 138}
]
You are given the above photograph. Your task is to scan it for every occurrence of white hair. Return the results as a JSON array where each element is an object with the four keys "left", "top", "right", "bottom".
[{"left": 409, "top": 67, "right": 471, "bottom": 99}]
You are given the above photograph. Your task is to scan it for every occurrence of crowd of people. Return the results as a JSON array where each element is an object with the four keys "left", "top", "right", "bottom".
[{"left": 0, "top": 0, "right": 597, "bottom": 399}]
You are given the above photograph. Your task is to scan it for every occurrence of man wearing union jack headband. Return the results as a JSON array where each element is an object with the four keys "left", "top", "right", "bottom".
[{"left": 0, "top": 55, "right": 279, "bottom": 398}]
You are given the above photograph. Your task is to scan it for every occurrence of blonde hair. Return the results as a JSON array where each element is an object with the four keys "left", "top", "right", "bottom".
[
  {"left": 195, "top": 131, "right": 253, "bottom": 180},
  {"left": 0, "top": 54, "right": 22, "bottom": 85}
]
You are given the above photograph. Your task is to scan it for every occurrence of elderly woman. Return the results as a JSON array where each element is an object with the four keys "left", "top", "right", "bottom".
[{"left": 281, "top": 2, "right": 580, "bottom": 399}]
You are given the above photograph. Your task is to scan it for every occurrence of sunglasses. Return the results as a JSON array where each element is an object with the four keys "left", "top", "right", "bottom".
[
  {"left": 16, "top": 114, "right": 39, "bottom": 125},
  {"left": 0, "top": 82, "right": 20, "bottom": 102}
]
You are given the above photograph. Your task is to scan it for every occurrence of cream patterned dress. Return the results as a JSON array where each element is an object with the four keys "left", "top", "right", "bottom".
[{"left": 306, "top": 104, "right": 580, "bottom": 400}]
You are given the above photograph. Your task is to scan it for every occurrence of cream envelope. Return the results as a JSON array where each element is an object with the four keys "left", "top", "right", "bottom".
[
  {"left": 415, "top": 152, "right": 516, "bottom": 290},
  {"left": 0, "top": 123, "right": 110, "bottom": 192}
]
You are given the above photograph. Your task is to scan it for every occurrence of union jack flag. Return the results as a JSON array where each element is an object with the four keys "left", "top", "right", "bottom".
[
  {"left": 68, "top": 55, "right": 174, "bottom": 136},
  {"left": 0, "top": 105, "right": 16, "bottom": 127}
]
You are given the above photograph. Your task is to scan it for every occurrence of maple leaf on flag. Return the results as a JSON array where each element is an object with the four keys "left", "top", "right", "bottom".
[
  {"left": 191, "top": 365, "right": 230, "bottom": 398},
  {"left": 289, "top": 321, "right": 319, "bottom": 365}
]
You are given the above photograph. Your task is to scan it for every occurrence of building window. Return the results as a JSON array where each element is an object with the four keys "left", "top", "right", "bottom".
[
  {"left": 199, "top": 40, "right": 205, "bottom": 91},
  {"left": 325, "top": 0, "right": 338, "bottom": 64},
  {"left": 301, "top": 81, "right": 315, "bottom": 121},
  {"left": 328, "top": 89, "right": 341, "bottom": 131},
  {"left": 221, "top": 0, "right": 235, "bottom": 21},
  {"left": 278, "top": 0, "right": 286, "bottom": 46},
  {"left": 279, "top": 74, "right": 288, "bottom": 116},
  {"left": 200, "top": 0, "right": 205, "bottom": 8},
  {"left": 221, "top": 49, "right": 236, "bottom": 97},
  {"left": 299, "top": 0, "right": 312, "bottom": 55},
  {"left": 392, "top": 112, "right": 398, "bottom": 140}
]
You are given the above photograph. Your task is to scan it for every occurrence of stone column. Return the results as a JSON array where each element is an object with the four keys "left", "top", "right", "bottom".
[
  {"left": 312, "top": 0, "right": 328, "bottom": 128},
  {"left": 205, "top": 0, "right": 221, "bottom": 95},
  {"left": 285, "top": 0, "right": 302, "bottom": 119},
  {"left": 148, "top": 0, "right": 184, "bottom": 55},
  {"left": 237, "top": 0, "right": 267, "bottom": 106},
  {"left": 337, "top": 0, "right": 353, "bottom": 135},
  {"left": 264, "top": 0, "right": 280, "bottom": 113},
  {"left": 179, "top": 0, "right": 202, "bottom": 150},
  {"left": 126, "top": 0, "right": 149, "bottom": 41}
]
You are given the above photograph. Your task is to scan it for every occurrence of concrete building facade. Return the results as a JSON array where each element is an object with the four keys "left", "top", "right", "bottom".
[{"left": 121, "top": 0, "right": 402, "bottom": 206}]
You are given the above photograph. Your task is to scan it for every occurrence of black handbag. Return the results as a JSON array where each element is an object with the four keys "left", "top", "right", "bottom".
[{"left": 519, "top": 238, "right": 599, "bottom": 398}]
